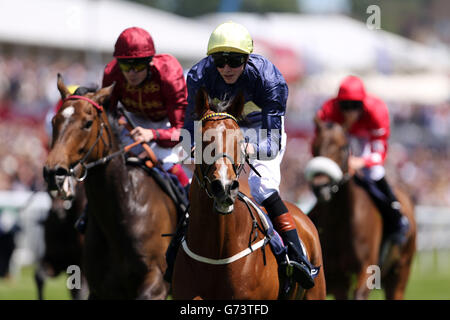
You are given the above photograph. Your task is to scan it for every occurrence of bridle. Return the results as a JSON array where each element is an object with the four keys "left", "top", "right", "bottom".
[
  {"left": 193, "top": 112, "right": 246, "bottom": 199},
  {"left": 61, "top": 95, "right": 120, "bottom": 182}
]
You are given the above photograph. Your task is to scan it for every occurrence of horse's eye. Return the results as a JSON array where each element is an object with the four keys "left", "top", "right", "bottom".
[{"left": 84, "top": 120, "right": 93, "bottom": 130}]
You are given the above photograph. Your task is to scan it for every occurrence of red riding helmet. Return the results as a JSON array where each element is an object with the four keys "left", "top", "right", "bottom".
[
  {"left": 113, "top": 27, "right": 156, "bottom": 59},
  {"left": 337, "top": 75, "right": 367, "bottom": 101}
]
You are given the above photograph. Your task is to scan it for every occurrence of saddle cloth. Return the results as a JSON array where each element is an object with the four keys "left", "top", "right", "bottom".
[{"left": 126, "top": 157, "right": 189, "bottom": 217}]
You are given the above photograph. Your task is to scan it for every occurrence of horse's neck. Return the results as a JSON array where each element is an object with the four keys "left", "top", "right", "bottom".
[
  {"left": 328, "top": 178, "right": 356, "bottom": 217},
  {"left": 187, "top": 181, "right": 250, "bottom": 259},
  {"left": 84, "top": 155, "right": 130, "bottom": 218}
]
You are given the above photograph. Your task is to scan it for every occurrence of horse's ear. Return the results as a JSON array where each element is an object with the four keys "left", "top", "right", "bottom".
[
  {"left": 92, "top": 82, "right": 115, "bottom": 105},
  {"left": 57, "top": 73, "right": 71, "bottom": 99},
  {"left": 195, "top": 87, "right": 210, "bottom": 119},
  {"left": 228, "top": 92, "right": 245, "bottom": 119}
]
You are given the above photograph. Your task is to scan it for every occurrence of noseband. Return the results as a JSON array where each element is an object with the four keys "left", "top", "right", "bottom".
[{"left": 194, "top": 112, "right": 245, "bottom": 199}]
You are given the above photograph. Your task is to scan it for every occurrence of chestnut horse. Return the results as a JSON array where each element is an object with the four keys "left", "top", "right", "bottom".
[
  {"left": 306, "top": 118, "right": 416, "bottom": 299},
  {"left": 43, "top": 75, "right": 177, "bottom": 299},
  {"left": 172, "top": 89, "right": 326, "bottom": 300}
]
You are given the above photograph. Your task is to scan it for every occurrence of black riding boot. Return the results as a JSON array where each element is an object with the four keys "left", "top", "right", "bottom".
[
  {"left": 262, "top": 192, "right": 315, "bottom": 289},
  {"left": 375, "top": 177, "right": 409, "bottom": 245}
]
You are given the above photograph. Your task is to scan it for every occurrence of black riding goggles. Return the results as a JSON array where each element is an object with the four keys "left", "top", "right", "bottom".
[
  {"left": 118, "top": 57, "right": 152, "bottom": 73},
  {"left": 212, "top": 53, "right": 248, "bottom": 68},
  {"left": 339, "top": 100, "right": 364, "bottom": 111}
]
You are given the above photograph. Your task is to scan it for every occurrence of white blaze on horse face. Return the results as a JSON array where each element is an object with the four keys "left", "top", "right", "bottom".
[
  {"left": 218, "top": 162, "right": 231, "bottom": 187},
  {"left": 62, "top": 106, "right": 75, "bottom": 119}
]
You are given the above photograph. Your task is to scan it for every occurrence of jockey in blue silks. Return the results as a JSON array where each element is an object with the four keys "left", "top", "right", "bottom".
[{"left": 182, "top": 21, "right": 315, "bottom": 289}]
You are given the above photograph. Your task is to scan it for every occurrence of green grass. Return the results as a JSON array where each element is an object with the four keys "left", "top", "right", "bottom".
[
  {"left": 368, "top": 250, "right": 450, "bottom": 300},
  {"left": 1, "top": 251, "right": 449, "bottom": 300},
  {"left": 0, "top": 266, "right": 70, "bottom": 300}
]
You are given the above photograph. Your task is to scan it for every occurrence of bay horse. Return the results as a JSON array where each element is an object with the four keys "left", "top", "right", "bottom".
[
  {"left": 35, "top": 183, "right": 88, "bottom": 300},
  {"left": 172, "top": 89, "right": 326, "bottom": 300},
  {"left": 43, "top": 75, "right": 177, "bottom": 299},
  {"left": 306, "top": 117, "right": 416, "bottom": 299}
]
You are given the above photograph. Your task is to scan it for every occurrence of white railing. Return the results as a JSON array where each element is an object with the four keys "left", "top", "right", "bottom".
[{"left": 415, "top": 205, "right": 450, "bottom": 251}]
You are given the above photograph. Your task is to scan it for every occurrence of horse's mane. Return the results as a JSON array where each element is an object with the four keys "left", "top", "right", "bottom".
[
  {"left": 106, "top": 111, "right": 125, "bottom": 148},
  {"left": 193, "top": 89, "right": 244, "bottom": 121},
  {"left": 208, "top": 95, "right": 233, "bottom": 113},
  {"left": 77, "top": 87, "right": 124, "bottom": 148}
]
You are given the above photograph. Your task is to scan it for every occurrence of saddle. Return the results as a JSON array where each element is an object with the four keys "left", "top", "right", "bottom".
[{"left": 237, "top": 193, "right": 320, "bottom": 278}]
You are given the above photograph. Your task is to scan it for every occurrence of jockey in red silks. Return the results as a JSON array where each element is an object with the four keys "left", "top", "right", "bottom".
[
  {"left": 102, "top": 26, "right": 189, "bottom": 189},
  {"left": 316, "top": 75, "right": 409, "bottom": 245}
]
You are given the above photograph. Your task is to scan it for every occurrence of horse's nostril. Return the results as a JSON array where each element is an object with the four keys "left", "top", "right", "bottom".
[
  {"left": 55, "top": 166, "right": 69, "bottom": 177},
  {"left": 210, "top": 179, "right": 225, "bottom": 197},
  {"left": 229, "top": 180, "right": 239, "bottom": 192}
]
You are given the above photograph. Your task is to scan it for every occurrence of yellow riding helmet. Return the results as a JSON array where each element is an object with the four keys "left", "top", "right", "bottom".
[
  {"left": 67, "top": 85, "right": 79, "bottom": 95},
  {"left": 207, "top": 21, "right": 253, "bottom": 55}
]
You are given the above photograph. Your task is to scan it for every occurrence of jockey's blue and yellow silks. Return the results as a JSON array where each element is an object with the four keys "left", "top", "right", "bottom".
[{"left": 183, "top": 54, "right": 288, "bottom": 160}]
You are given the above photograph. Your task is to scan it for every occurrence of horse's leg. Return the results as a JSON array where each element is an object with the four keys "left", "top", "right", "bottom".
[
  {"left": 383, "top": 191, "right": 416, "bottom": 300},
  {"left": 383, "top": 243, "right": 415, "bottom": 300},
  {"left": 304, "top": 267, "right": 326, "bottom": 300},
  {"left": 137, "top": 265, "right": 169, "bottom": 300},
  {"left": 34, "top": 265, "right": 46, "bottom": 300},
  {"left": 353, "top": 267, "right": 372, "bottom": 300},
  {"left": 83, "top": 218, "right": 108, "bottom": 298},
  {"left": 330, "top": 276, "right": 352, "bottom": 300}
]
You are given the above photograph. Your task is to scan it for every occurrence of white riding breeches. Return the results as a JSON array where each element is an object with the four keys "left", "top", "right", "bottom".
[
  {"left": 349, "top": 136, "right": 386, "bottom": 181},
  {"left": 241, "top": 123, "right": 287, "bottom": 205}
]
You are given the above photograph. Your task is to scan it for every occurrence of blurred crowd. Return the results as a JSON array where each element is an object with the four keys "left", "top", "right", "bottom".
[
  {"left": 0, "top": 51, "right": 103, "bottom": 192},
  {"left": 0, "top": 51, "right": 449, "bottom": 207},
  {"left": 281, "top": 98, "right": 450, "bottom": 207}
]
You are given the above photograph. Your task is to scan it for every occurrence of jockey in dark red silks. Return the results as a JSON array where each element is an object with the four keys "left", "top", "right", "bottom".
[
  {"left": 316, "top": 75, "right": 410, "bottom": 245},
  {"left": 102, "top": 26, "right": 189, "bottom": 189}
]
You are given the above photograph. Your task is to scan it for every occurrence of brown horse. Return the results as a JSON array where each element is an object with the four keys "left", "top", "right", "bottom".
[
  {"left": 35, "top": 183, "right": 88, "bottom": 300},
  {"left": 172, "top": 89, "right": 326, "bottom": 300},
  {"left": 43, "top": 75, "right": 177, "bottom": 299},
  {"left": 306, "top": 118, "right": 416, "bottom": 299}
]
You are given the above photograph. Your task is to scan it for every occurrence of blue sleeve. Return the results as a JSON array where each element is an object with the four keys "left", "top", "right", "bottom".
[
  {"left": 183, "top": 69, "right": 201, "bottom": 147},
  {"left": 253, "top": 62, "right": 288, "bottom": 160}
]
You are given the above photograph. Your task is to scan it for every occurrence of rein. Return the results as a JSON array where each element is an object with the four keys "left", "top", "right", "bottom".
[{"left": 62, "top": 95, "right": 143, "bottom": 182}]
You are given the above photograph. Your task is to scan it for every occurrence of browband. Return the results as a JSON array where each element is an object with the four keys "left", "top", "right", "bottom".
[
  {"left": 64, "top": 95, "right": 103, "bottom": 112},
  {"left": 200, "top": 112, "right": 238, "bottom": 123}
]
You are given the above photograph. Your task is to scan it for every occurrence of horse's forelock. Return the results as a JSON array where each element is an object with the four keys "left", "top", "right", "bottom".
[{"left": 209, "top": 96, "right": 232, "bottom": 113}]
